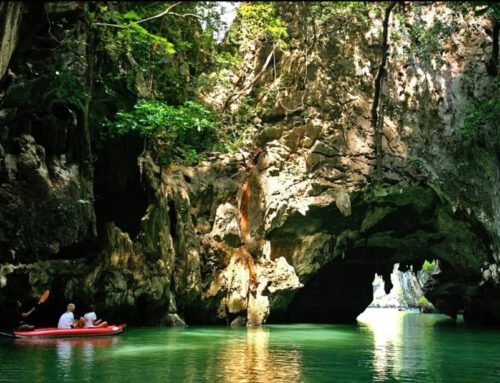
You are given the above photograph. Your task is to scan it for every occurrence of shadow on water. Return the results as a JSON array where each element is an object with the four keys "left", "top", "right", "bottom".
[{"left": 431, "top": 315, "right": 464, "bottom": 329}]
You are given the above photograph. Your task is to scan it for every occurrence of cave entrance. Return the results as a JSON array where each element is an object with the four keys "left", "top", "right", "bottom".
[
  {"left": 276, "top": 258, "right": 375, "bottom": 324},
  {"left": 273, "top": 259, "right": 438, "bottom": 324},
  {"left": 267, "top": 184, "right": 492, "bottom": 324},
  {"left": 367, "top": 261, "right": 438, "bottom": 311},
  {"left": 93, "top": 132, "right": 150, "bottom": 239}
]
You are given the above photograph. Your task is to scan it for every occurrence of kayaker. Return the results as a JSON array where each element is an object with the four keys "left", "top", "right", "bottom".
[
  {"left": 14, "top": 300, "right": 35, "bottom": 331},
  {"left": 83, "top": 304, "right": 108, "bottom": 328},
  {"left": 57, "top": 303, "right": 84, "bottom": 329}
]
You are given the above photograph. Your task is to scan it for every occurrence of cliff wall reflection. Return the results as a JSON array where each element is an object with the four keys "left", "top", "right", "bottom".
[
  {"left": 213, "top": 327, "right": 302, "bottom": 383},
  {"left": 357, "top": 308, "right": 447, "bottom": 382},
  {"left": 3, "top": 312, "right": 498, "bottom": 383}
]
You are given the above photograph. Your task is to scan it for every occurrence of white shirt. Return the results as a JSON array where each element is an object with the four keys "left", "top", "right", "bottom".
[
  {"left": 57, "top": 311, "right": 74, "bottom": 329},
  {"left": 83, "top": 312, "right": 97, "bottom": 328}
]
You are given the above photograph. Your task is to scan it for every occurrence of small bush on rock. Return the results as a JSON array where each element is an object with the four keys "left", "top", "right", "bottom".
[{"left": 109, "top": 99, "right": 219, "bottom": 165}]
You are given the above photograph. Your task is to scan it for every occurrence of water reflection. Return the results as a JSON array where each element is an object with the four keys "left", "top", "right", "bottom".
[
  {"left": 56, "top": 340, "right": 73, "bottom": 379},
  {"left": 5, "top": 313, "right": 500, "bottom": 383},
  {"left": 358, "top": 308, "right": 441, "bottom": 382},
  {"left": 14, "top": 337, "right": 120, "bottom": 382},
  {"left": 215, "top": 327, "right": 302, "bottom": 383},
  {"left": 359, "top": 308, "right": 403, "bottom": 381}
]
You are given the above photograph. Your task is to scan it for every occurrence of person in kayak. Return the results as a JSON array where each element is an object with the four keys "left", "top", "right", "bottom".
[
  {"left": 14, "top": 300, "right": 36, "bottom": 331},
  {"left": 83, "top": 304, "right": 108, "bottom": 328},
  {"left": 57, "top": 303, "right": 84, "bottom": 329}
]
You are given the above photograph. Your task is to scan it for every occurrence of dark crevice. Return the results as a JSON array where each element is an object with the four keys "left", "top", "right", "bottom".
[
  {"left": 93, "top": 132, "right": 148, "bottom": 239},
  {"left": 47, "top": 240, "right": 97, "bottom": 261},
  {"left": 371, "top": 2, "right": 396, "bottom": 181},
  {"left": 30, "top": 104, "right": 79, "bottom": 161},
  {"left": 487, "top": 17, "right": 499, "bottom": 76},
  {"left": 168, "top": 199, "right": 178, "bottom": 238}
]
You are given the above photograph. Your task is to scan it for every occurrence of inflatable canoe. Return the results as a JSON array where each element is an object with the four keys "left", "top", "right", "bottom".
[{"left": 10, "top": 325, "right": 124, "bottom": 338}]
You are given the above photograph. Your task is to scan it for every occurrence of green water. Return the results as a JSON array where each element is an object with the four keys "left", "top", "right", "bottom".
[{"left": 1, "top": 309, "right": 500, "bottom": 382}]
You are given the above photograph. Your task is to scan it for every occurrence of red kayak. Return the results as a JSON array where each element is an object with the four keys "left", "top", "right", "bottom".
[{"left": 12, "top": 325, "right": 124, "bottom": 338}]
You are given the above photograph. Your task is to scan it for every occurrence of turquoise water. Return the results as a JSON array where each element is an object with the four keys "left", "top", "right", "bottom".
[{"left": 1, "top": 309, "right": 500, "bottom": 382}]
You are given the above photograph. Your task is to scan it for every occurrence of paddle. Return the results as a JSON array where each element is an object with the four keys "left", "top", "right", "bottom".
[
  {"left": 24, "top": 290, "right": 50, "bottom": 317},
  {"left": 38, "top": 290, "right": 50, "bottom": 305}
]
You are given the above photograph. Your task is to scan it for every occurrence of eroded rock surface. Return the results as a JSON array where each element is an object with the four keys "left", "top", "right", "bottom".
[{"left": 1, "top": 2, "right": 500, "bottom": 326}]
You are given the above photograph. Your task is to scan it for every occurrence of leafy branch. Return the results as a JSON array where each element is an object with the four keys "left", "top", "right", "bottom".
[
  {"left": 93, "top": 2, "right": 202, "bottom": 29},
  {"left": 108, "top": 99, "right": 219, "bottom": 165}
]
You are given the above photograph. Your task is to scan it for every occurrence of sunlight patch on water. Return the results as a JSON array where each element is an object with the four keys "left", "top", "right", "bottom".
[
  {"left": 111, "top": 343, "right": 201, "bottom": 356},
  {"left": 357, "top": 308, "right": 404, "bottom": 381}
]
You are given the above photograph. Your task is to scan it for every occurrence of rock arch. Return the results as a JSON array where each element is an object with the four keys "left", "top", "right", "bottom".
[{"left": 266, "top": 185, "right": 491, "bottom": 323}]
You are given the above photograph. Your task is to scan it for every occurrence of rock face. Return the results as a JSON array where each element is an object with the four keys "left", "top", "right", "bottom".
[
  {"left": 1, "top": 2, "right": 500, "bottom": 326},
  {"left": 199, "top": 2, "right": 500, "bottom": 324},
  {"left": 0, "top": 2, "right": 95, "bottom": 263},
  {"left": 0, "top": 2, "right": 22, "bottom": 80},
  {"left": 370, "top": 263, "right": 436, "bottom": 311}
]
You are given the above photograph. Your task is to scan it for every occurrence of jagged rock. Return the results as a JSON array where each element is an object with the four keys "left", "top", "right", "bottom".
[
  {"left": 255, "top": 125, "right": 284, "bottom": 147},
  {"left": 0, "top": 264, "right": 14, "bottom": 287},
  {"left": 335, "top": 190, "right": 351, "bottom": 217},
  {"left": 262, "top": 257, "right": 302, "bottom": 294},
  {"left": 230, "top": 316, "right": 246, "bottom": 327},
  {"left": 246, "top": 293, "right": 269, "bottom": 327},
  {"left": 370, "top": 263, "right": 437, "bottom": 311},
  {"left": 211, "top": 203, "right": 241, "bottom": 247},
  {"left": 282, "top": 125, "right": 306, "bottom": 152},
  {"left": 163, "top": 313, "right": 187, "bottom": 327}
]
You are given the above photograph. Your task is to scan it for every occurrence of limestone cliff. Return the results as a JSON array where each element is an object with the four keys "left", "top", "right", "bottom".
[
  {"left": 196, "top": 2, "right": 500, "bottom": 324},
  {"left": 1, "top": 2, "right": 499, "bottom": 326},
  {"left": 0, "top": 3, "right": 95, "bottom": 267}
]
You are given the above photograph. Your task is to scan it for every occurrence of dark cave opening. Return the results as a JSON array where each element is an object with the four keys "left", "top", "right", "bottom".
[
  {"left": 93, "top": 133, "right": 150, "bottom": 239},
  {"left": 45, "top": 240, "right": 97, "bottom": 261},
  {"left": 265, "top": 185, "right": 474, "bottom": 325},
  {"left": 270, "top": 258, "right": 376, "bottom": 324},
  {"left": 269, "top": 255, "right": 439, "bottom": 325}
]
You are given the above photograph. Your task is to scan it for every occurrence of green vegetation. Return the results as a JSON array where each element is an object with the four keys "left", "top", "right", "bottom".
[
  {"left": 309, "top": 2, "right": 371, "bottom": 28},
  {"left": 85, "top": 2, "right": 238, "bottom": 165},
  {"left": 45, "top": 72, "right": 90, "bottom": 111},
  {"left": 229, "top": 3, "right": 287, "bottom": 49},
  {"left": 109, "top": 99, "right": 219, "bottom": 165},
  {"left": 460, "top": 80, "right": 500, "bottom": 143},
  {"left": 92, "top": 2, "right": 202, "bottom": 101},
  {"left": 421, "top": 260, "right": 436, "bottom": 273},
  {"left": 417, "top": 296, "right": 429, "bottom": 305},
  {"left": 404, "top": 18, "right": 459, "bottom": 64}
]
